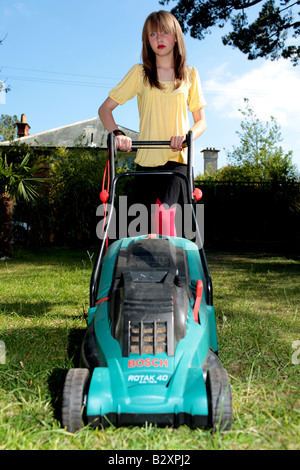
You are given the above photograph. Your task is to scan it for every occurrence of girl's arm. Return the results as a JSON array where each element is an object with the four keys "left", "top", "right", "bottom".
[
  {"left": 190, "top": 108, "right": 207, "bottom": 140},
  {"left": 98, "top": 97, "right": 132, "bottom": 152},
  {"left": 171, "top": 108, "right": 207, "bottom": 151}
]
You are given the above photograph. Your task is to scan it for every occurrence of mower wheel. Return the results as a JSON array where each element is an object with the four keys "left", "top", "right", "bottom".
[
  {"left": 206, "top": 368, "right": 232, "bottom": 432},
  {"left": 62, "top": 368, "right": 90, "bottom": 433}
]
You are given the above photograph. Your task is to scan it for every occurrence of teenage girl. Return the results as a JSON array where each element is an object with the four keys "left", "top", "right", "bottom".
[{"left": 99, "top": 10, "right": 207, "bottom": 236}]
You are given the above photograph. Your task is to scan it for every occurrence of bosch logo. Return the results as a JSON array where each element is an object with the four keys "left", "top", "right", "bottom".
[{"left": 128, "top": 358, "right": 168, "bottom": 368}]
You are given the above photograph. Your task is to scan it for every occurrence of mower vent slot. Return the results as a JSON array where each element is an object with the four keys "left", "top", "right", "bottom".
[{"left": 130, "top": 321, "right": 167, "bottom": 355}]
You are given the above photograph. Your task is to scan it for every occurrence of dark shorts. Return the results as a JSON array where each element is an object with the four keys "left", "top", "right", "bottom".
[{"left": 135, "top": 162, "right": 189, "bottom": 209}]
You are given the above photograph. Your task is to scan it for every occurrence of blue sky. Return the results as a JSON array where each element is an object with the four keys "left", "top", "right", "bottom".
[{"left": 1, "top": 0, "right": 299, "bottom": 176}]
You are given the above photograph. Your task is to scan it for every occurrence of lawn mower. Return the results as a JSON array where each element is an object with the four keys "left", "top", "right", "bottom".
[{"left": 61, "top": 131, "right": 232, "bottom": 432}]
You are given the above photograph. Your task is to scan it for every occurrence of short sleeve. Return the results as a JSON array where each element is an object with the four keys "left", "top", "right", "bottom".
[
  {"left": 109, "top": 64, "right": 141, "bottom": 105},
  {"left": 187, "top": 67, "right": 207, "bottom": 112}
]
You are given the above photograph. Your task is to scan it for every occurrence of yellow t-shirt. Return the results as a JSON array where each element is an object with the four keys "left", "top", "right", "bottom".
[{"left": 109, "top": 64, "right": 207, "bottom": 167}]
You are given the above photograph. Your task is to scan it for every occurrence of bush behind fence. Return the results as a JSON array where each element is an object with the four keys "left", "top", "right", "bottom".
[{"left": 13, "top": 166, "right": 300, "bottom": 255}]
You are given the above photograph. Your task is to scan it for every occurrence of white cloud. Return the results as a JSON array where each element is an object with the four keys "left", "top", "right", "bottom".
[
  {"left": 15, "top": 2, "right": 30, "bottom": 17},
  {"left": 3, "top": 8, "right": 12, "bottom": 17},
  {"left": 203, "top": 60, "right": 300, "bottom": 128},
  {"left": 2, "top": 2, "right": 30, "bottom": 18}
]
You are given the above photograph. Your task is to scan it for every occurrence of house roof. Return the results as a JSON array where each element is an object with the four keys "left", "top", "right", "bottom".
[{"left": 0, "top": 117, "right": 139, "bottom": 149}]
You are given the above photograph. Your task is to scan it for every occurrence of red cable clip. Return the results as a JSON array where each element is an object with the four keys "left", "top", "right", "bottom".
[
  {"left": 193, "top": 280, "right": 203, "bottom": 323},
  {"left": 100, "top": 189, "right": 109, "bottom": 203},
  {"left": 193, "top": 188, "right": 203, "bottom": 201},
  {"left": 100, "top": 160, "right": 110, "bottom": 202},
  {"left": 95, "top": 297, "right": 109, "bottom": 306},
  {"left": 100, "top": 159, "right": 110, "bottom": 251}
]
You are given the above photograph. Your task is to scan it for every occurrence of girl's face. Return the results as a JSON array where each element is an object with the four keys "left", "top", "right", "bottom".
[{"left": 147, "top": 28, "right": 177, "bottom": 58}]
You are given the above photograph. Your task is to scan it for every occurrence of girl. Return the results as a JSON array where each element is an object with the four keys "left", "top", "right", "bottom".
[{"left": 99, "top": 10, "right": 207, "bottom": 236}]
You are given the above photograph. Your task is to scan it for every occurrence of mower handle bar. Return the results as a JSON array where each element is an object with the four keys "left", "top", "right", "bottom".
[
  {"left": 90, "top": 131, "right": 213, "bottom": 308},
  {"left": 107, "top": 130, "right": 194, "bottom": 202},
  {"left": 131, "top": 141, "right": 187, "bottom": 148}
]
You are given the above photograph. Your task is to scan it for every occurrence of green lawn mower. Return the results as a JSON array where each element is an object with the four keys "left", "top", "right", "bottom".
[{"left": 62, "top": 131, "right": 232, "bottom": 432}]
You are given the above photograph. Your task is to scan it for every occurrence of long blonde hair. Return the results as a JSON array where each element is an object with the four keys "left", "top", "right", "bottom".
[{"left": 142, "top": 10, "right": 187, "bottom": 90}]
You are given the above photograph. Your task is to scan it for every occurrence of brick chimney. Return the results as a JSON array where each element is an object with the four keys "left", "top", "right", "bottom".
[
  {"left": 16, "top": 114, "right": 31, "bottom": 138},
  {"left": 202, "top": 148, "right": 219, "bottom": 173}
]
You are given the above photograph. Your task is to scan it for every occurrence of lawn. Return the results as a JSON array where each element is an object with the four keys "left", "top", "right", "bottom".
[{"left": 0, "top": 246, "right": 299, "bottom": 450}]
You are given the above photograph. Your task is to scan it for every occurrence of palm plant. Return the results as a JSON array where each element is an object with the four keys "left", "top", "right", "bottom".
[{"left": 0, "top": 152, "right": 46, "bottom": 257}]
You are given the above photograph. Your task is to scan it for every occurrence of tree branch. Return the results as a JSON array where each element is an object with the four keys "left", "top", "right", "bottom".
[
  {"left": 0, "top": 34, "right": 8, "bottom": 46},
  {"left": 233, "top": 0, "right": 264, "bottom": 9},
  {"left": 280, "top": 1, "right": 300, "bottom": 14}
]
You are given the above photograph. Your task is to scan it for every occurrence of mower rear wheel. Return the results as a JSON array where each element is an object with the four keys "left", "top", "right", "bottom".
[
  {"left": 62, "top": 368, "right": 90, "bottom": 433},
  {"left": 206, "top": 368, "right": 232, "bottom": 432}
]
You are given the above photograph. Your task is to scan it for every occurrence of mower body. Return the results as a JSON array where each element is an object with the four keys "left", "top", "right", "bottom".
[{"left": 81, "top": 235, "right": 219, "bottom": 428}]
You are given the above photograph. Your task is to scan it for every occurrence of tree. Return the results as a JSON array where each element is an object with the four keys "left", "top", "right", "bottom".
[
  {"left": 0, "top": 152, "right": 46, "bottom": 257},
  {"left": 224, "top": 98, "right": 298, "bottom": 182},
  {"left": 0, "top": 114, "right": 18, "bottom": 142},
  {"left": 48, "top": 147, "right": 106, "bottom": 246},
  {"left": 160, "top": 0, "right": 300, "bottom": 64}
]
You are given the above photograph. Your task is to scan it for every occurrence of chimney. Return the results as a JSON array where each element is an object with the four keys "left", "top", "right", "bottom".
[
  {"left": 16, "top": 114, "right": 31, "bottom": 138},
  {"left": 202, "top": 148, "right": 219, "bottom": 173}
]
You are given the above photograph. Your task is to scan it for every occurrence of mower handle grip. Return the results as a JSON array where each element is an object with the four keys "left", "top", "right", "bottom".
[{"left": 131, "top": 140, "right": 187, "bottom": 148}]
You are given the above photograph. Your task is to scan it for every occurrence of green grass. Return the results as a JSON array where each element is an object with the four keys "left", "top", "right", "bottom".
[{"left": 0, "top": 246, "right": 299, "bottom": 450}]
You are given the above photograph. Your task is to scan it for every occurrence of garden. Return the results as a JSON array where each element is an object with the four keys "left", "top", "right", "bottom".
[{"left": 0, "top": 246, "right": 299, "bottom": 450}]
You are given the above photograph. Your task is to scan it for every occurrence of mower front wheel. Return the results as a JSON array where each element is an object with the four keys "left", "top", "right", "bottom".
[
  {"left": 206, "top": 368, "right": 232, "bottom": 432},
  {"left": 62, "top": 368, "right": 90, "bottom": 433}
]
